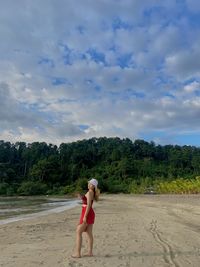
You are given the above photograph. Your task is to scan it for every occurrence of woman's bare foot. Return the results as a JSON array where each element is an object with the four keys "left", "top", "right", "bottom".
[
  {"left": 83, "top": 253, "right": 93, "bottom": 257},
  {"left": 71, "top": 254, "right": 81, "bottom": 258}
]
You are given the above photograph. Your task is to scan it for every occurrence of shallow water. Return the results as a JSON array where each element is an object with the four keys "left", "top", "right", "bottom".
[{"left": 0, "top": 196, "right": 79, "bottom": 225}]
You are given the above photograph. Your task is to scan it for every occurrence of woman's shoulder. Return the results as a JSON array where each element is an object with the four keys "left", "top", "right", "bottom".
[
  {"left": 89, "top": 189, "right": 95, "bottom": 195},
  {"left": 86, "top": 190, "right": 94, "bottom": 198}
]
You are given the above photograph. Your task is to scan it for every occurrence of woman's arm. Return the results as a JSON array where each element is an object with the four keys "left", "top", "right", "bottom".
[{"left": 76, "top": 193, "right": 82, "bottom": 199}]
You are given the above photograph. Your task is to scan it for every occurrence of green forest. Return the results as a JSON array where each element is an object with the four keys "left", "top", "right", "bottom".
[{"left": 0, "top": 137, "right": 200, "bottom": 196}]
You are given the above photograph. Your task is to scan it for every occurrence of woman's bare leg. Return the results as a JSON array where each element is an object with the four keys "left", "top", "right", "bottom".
[
  {"left": 85, "top": 224, "right": 93, "bottom": 256},
  {"left": 72, "top": 223, "right": 87, "bottom": 258}
]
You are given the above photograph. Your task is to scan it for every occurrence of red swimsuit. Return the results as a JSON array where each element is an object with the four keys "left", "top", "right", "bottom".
[{"left": 79, "top": 195, "right": 95, "bottom": 225}]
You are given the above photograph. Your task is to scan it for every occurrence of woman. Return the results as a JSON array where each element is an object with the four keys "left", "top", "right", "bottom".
[{"left": 72, "top": 178, "right": 100, "bottom": 258}]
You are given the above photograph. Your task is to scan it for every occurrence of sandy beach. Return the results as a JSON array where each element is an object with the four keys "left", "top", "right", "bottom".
[{"left": 0, "top": 194, "right": 200, "bottom": 267}]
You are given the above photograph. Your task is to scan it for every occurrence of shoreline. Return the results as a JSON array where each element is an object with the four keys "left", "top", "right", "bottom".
[
  {"left": 0, "top": 199, "right": 79, "bottom": 225},
  {"left": 0, "top": 194, "right": 200, "bottom": 267}
]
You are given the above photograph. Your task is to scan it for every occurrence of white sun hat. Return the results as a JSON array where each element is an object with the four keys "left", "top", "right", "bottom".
[{"left": 88, "top": 178, "right": 98, "bottom": 188}]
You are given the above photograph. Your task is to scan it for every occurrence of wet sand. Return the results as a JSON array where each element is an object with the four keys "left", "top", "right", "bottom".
[{"left": 0, "top": 194, "right": 200, "bottom": 267}]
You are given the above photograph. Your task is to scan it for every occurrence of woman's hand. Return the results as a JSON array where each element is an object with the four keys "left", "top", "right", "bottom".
[
  {"left": 83, "top": 216, "right": 87, "bottom": 224},
  {"left": 76, "top": 193, "right": 82, "bottom": 199}
]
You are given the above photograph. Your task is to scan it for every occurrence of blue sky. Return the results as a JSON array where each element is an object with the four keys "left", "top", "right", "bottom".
[{"left": 0, "top": 0, "right": 200, "bottom": 146}]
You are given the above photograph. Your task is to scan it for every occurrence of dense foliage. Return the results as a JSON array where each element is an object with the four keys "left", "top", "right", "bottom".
[{"left": 0, "top": 137, "right": 200, "bottom": 195}]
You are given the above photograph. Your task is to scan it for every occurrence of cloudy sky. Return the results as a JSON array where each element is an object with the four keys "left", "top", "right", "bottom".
[{"left": 1, "top": 0, "right": 200, "bottom": 146}]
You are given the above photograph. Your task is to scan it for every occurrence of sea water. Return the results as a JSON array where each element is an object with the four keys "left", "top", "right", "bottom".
[{"left": 0, "top": 196, "right": 79, "bottom": 225}]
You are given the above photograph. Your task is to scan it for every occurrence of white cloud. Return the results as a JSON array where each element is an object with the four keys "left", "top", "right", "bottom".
[
  {"left": 184, "top": 81, "right": 200, "bottom": 93},
  {"left": 0, "top": 0, "right": 200, "bottom": 145},
  {"left": 165, "top": 46, "right": 200, "bottom": 80}
]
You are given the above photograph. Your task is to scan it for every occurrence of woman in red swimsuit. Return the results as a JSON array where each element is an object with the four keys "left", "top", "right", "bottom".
[{"left": 72, "top": 178, "right": 100, "bottom": 258}]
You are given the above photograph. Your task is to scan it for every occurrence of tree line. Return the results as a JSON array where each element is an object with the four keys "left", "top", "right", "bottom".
[{"left": 0, "top": 137, "right": 200, "bottom": 195}]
